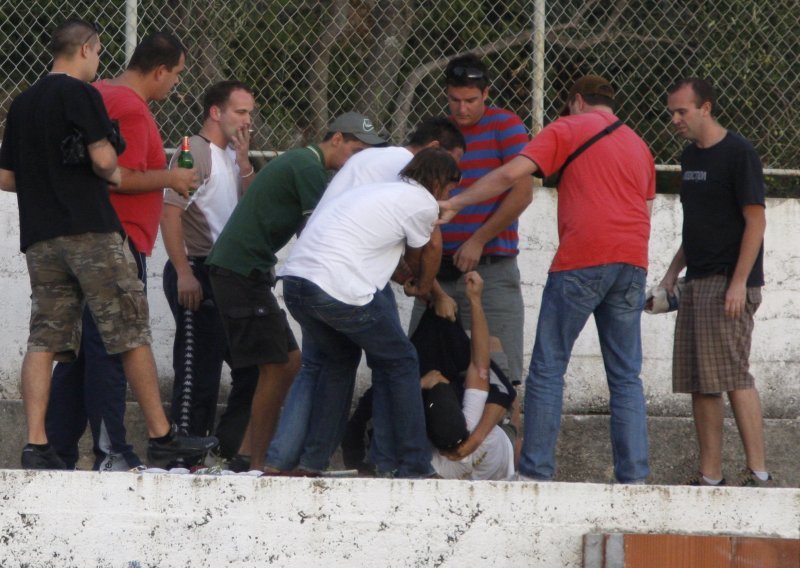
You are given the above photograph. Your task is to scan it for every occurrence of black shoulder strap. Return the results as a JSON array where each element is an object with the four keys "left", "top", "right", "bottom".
[{"left": 554, "top": 119, "right": 624, "bottom": 186}]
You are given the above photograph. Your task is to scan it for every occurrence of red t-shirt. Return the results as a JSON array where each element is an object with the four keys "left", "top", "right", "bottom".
[
  {"left": 94, "top": 80, "right": 166, "bottom": 255},
  {"left": 520, "top": 111, "right": 655, "bottom": 272}
]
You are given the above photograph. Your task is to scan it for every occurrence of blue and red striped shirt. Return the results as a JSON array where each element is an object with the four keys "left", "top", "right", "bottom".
[{"left": 442, "top": 107, "right": 529, "bottom": 256}]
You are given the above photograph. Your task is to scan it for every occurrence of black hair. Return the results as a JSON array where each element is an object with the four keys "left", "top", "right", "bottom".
[
  {"left": 49, "top": 18, "right": 98, "bottom": 58},
  {"left": 668, "top": 77, "right": 718, "bottom": 115},
  {"left": 399, "top": 147, "right": 461, "bottom": 195},
  {"left": 202, "top": 80, "right": 253, "bottom": 121},
  {"left": 128, "top": 32, "right": 186, "bottom": 73},
  {"left": 406, "top": 117, "right": 466, "bottom": 152},
  {"left": 444, "top": 53, "right": 489, "bottom": 90}
]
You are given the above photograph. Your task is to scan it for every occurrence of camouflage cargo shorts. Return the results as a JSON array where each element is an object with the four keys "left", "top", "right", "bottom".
[{"left": 25, "top": 232, "right": 151, "bottom": 361}]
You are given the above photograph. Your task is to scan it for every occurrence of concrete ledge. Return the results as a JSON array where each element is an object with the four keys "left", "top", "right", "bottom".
[
  {"left": 1, "top": 400, "right": 797, "bottom": 486},
  {"left": 0, "top": 470, "right": 798, "bottom": 567}
]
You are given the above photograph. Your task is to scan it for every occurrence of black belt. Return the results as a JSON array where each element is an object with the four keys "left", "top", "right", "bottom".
[
  {"left": 438, "top": 255, "right": 510, "bottom": 281},
  {"left": 476, "top": 255, "right": 509, "bottom": 266}
]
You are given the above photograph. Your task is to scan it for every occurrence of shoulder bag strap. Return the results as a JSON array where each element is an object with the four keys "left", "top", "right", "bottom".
[{"left": 554, "top": 119, "right": 624, "bottom": 187}]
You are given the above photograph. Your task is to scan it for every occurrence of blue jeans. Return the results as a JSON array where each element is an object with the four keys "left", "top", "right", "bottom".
[
  {"left": 267, "top": 286, "right": 396, "bottom": 472},
  {"left": 519, "top": 263, "right": 650, "bottom": 483},
  {"left": 281, "top": 277, "right": 432, "bottom": 477}
]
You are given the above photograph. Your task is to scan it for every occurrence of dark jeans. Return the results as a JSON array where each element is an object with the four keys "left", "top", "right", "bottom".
[
  {"left": 281, "top": 276, "right": 433, "bottom": 478},
  {"left": 45, "top": 239, "right": 146, "bottom": 470},
  {"left": 163, "top": 259, "right": 258, "bottom": 458},
  {"left": 267, "top": 286, "right": 397, "bottom": 472}
]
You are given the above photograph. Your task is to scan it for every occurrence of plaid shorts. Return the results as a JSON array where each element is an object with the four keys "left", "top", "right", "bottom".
[
  {"left": 26, "top": 232, "right": 151, "bottom": 361},
  {"left": 672, "top": 274, "right": 761, "bottom": 394}
]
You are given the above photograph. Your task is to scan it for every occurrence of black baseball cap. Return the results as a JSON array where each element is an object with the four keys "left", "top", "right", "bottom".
[{"left": 423, "top": 382, "right": 469, "bottom": 451}]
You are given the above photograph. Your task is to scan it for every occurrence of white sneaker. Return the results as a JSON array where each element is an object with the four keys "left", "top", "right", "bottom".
[
  {"left": 507, "top": 471, "right": 540, "bottom": 482},
  {"left": 98, "top": 452, "right": 132, "bottom": 472}
]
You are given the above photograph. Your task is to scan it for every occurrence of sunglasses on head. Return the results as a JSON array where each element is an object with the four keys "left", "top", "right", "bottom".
[
  {"left": 82, "top": 21, "right": 101, "bottom": 43},
  {"left": 448, "top": 66, "right": 485, "bottom": 81}
]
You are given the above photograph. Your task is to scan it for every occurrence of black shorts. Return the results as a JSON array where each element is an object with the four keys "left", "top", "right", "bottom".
[{"left": 208, "top": 266, "right": 298, "bottom": 369}]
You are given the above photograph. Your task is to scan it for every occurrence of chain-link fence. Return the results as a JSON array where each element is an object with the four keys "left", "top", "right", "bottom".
[{"left": 1, "top": 0, "right": 798, "bottom": 173}]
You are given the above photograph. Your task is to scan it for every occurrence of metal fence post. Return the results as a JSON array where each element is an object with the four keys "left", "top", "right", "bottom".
[
  {"left": 531, "top": 0, "right": 546, "bottom": 137},
  {"left": 125, "top": 0, "right": 138, "bottom": 65}
]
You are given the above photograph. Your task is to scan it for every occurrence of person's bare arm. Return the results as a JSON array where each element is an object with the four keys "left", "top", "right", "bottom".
[
  {"left": 453, "top": 176, "right": 534, "bottom": 272},
  {"left": 0, "top": 168, "right": 16, "bottom": 192},
  {"left": 232, "top": 124, "right": 255, "bottom": 192},
  {"left": 439, "top": 155, "right": 538, "bottom": 224},
  {"left": 87, "top": 138, "right": 121, "bottom": 186},
  {"left": 429, "top": 279, "right": 457, "bottom": 321},
  {"left": 115, "top": 166, "right": 198, "bottom": 198},
  {"left": 725, "top": 204, "right": 766, "bottom": 318},
  {"left": 403, "top": 227, "right": 442, "bottom": 299},
  {"left": 160, "top": 204, "right": 203, "bottom": 311},
  {"left": 659, "top": 245, "right": 686, "bottom": 292},
  {"left": 448, "top": 271, "right": 505, "bottom": 460}
]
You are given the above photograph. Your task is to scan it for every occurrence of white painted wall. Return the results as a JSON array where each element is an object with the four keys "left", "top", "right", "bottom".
[
  {"left": 0, "top": 470, "right": 797, "bottom": 567},
  {"left": 0, "top": 190, "right": 797, "bottom": 417}
]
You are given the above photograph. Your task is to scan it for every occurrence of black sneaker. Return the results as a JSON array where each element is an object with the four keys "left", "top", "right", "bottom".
[
  {"left": 147, "top": 424, "right": 219, "bottom": 464},
  {"left": 685, "top": 472, "right": 726, "bottom": 486},
  {"left": 227, "top": 454, "right": 252, "bottom": 473},
  {"left": 736, "top": 468, "right": 775, "bottom": 487},
  {"left": 21, "top": 444, "right": 68, "bottom": 470}
]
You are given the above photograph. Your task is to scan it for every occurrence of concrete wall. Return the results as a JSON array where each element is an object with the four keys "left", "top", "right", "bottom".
[
  {"left": 0, "top": 470, "right": 798, "bottom": 567},
  {"left": 1, "top": 189, "right": 798, "bottom": 419}
]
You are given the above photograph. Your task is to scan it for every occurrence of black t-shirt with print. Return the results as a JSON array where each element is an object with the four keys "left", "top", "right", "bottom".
[
  {"left": 680, "top": 132, "right": 765, "bottom": 287},
  {"left": 0, "top": 73, "right": 121, "bottom": 251}
]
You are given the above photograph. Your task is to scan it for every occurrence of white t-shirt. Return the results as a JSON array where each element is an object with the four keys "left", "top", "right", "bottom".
[
  {"left": 279, "top": 179, "right": 438, "bottom": 306},
  {"left": 310, "top": 145, "right": 414, "bottom": 218},
  {"left": 164, "top": 136, "right": 241, "bottom": 256},
  {"left": 430, "top": 389, "right": 515, "bottom": 481}
]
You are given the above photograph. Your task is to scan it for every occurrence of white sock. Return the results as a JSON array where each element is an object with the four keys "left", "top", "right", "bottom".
[
  {"left": 702, "top": 475, "right": 723, "bottom": 485},
  {"left": 751, "top": 470, "right": 770, "bottom": 481}
]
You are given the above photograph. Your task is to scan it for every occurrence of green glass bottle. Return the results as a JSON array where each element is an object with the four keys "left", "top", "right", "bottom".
[
  {"left": 177, "top": 136, "right": 195, "bottom": 195},
  {"left": 177, "top": 136, "right": 194, "bottom": 169}
]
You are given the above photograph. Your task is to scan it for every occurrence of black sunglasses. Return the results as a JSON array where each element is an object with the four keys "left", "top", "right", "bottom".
[
  {"left": 448, "top": 66, "right": 485, "bottom": 81},
  {"left": 449, "top": 172, "right": 462, "bottom": 184}
]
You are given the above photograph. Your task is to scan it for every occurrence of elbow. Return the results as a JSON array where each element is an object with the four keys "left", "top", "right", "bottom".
[{"left": 93, "top": 154, "right": 117, "bottom": 174}]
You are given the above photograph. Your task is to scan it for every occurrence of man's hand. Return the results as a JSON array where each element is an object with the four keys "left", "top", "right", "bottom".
[
  {"left": 168, "top": 167, "right": 201, "bottom": 199},
  {"left": 432, "top": 291, "right": 457, "bottom": 321},
  {"left": 403, "top": 277, "right": 429, "bottom": 298},
  {"left": 177, "top": 271, "right": 203, "bottom": 311},
  {"left": 445, "top": 433, "right": 481, "bottom": 461},
  {"left": 231, "top": 124, "right": 252, "bottom": 166},
  {"left": 453, "top": 237, "right": 484, "bottom": 272},
  {"left": 464, "top": 271, "right": 484, "bottom": 300},
  {"left": 658, "top": 273, "right": 678, "bottom": 293},
  {"left": 437, "top": 198, "right": 460, "bottom": 225},
  {"left": 725, "top": 280, "right": 747, "bottom": 318},
  {"left": 420, "top": 370, "right": 449, "bottom": 390}
]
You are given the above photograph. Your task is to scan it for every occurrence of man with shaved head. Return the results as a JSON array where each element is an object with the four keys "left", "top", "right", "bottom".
[{"left": 0, "top": 19, "right": 216, "bottom": 469}]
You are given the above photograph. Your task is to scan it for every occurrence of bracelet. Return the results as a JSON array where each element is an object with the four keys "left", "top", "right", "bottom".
[{"left": 240, "top": 167, "right": 255, "bottom": 178}]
